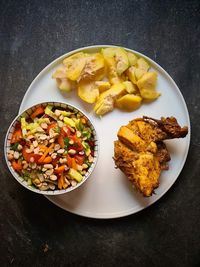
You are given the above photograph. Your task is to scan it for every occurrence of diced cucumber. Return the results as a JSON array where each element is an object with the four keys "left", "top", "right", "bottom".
[{"left": 68, "top": 168, "right": 83, "bottom": 182}]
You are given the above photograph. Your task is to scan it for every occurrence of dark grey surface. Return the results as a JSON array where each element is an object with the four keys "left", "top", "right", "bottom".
[{"left": 0, "top": 0, "right": 200, "bottom": 266}]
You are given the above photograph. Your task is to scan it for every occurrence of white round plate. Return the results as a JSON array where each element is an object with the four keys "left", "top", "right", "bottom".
[{"left": 19, "top": 45, "right": 190, "bottom": 219}]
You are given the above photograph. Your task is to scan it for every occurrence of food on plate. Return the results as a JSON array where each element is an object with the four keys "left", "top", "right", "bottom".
[
  {"left": 114, "top": 116, "right": 188, "bottom": 197},
  {"left": 137, "top": 72, "right": 160, "bottom": 100},
  {"left": 115, "top": 94, "right": 142, "bottom": 112},
  {"left": 7, "top": 104, "right": 96, "bottom": 191},
  {"left": 94, "top": 83, "right": 126, "bottom": 116},
  {"left": 52, "top": 47, "right": 160, "bottom": 116}
]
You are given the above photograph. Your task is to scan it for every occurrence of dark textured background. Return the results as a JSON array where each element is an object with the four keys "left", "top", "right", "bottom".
[{"left": 0, "top": 0, "right": 200, "bottom": 266}]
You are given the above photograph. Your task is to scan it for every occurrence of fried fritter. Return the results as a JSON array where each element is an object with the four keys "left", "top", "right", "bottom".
[{"left": 114, "top": 116, "right": 188, "bottom": 197}]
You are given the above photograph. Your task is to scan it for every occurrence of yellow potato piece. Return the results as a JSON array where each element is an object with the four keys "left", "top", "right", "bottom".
[
  {"left": 55, "top": 78, "right": 75, "bottom": 92},
  {"left": 78, "top": 81, "right": 99, "bottom": 103},
  {"left": 95, "top": 81, "right": 111, "bottom": 93},
  {"left": 126, "top": 66, "right": 137, "bottom": 84},
  {"left": 127, "top": 52, "right": 138, "bottom": 66},
  {"left": 116, "top": 94, "right": 142, "bottom": 111},
  {"left": 94, "top": 83, "right": 126, "bottom": 115},
  {"left": 53, "top": 47, "right": 161, "bottom": 116},
  {"left": 137, "top": 72, "right": 160, "bottom": 100},
  {"left": 52, "top": 66, "right": 67, "bottom": 79},
  {"left": 52, "top": 67, "right": 75, "bottom": 92},
  {"left": 63, "top": 52, "right": 87, "bottom": 81},
  {"left": 102, "top": 47, "right": 129, "bottom": 76},
  {"left": 79, "top": 53, "right": 105, "bottom": 82},
  {"left": 134, "top": 68, "right": 147, "bottom": 80},
  {"left": 104, "top": 56, "right": 122, "bottom": 84},
  {"left": 127, "top": 58, "right": 150, "bottom": 83},
  {"left": 123, "top": 81, "right": 137, "bottom": 94},
  {"left": 136, "top": 58, "right": 150, "bottom": 72}
]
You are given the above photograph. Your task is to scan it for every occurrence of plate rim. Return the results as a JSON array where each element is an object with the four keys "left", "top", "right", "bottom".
[{"left": 19, "top": 45, "right": 191, "bottom": 219}]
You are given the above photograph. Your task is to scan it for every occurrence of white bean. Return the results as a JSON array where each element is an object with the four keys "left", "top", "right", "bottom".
[
  {"left": 82, "top": 163, "right": 88, "bottom": 169},
  {"left": 54, "top": 144, "right": 60, "bottom": 151},
  {"left": 7, "top": 153, "right": 14, "bottom": 160},
  {"left": 46, "top": 169, "right": 54, "bottom": 176},
  {"left": 71, "top": 180, "right": 77, "bottom": 187},
  {"left": 55, "top": 110, "right": 61, "bottom": 116},
  {"left": 43, "top": 164, "right": 53, "bottom": 169},
  {"left": 17, "top": 144, "right": 22, "bottom": 151},
  {"left": 41, "top": 122, "right": 48, "bottom": 129},
  {"left": 76, "top": 131, "right": 81, "bottom": 138},
  {"left": 30, "top": 157, "right": 35, "bottom": 163},
  {"left": 49, "top": 175, "right": 57, "bottom": 181},
  {"left": 51, "top": 153, "right": 57, "bottom": 159},
  {"left": 57, "top": 149, "right": 65, "bottom": 154},
  {"left": 68, "top": 149, "right": 76, "bottom": 155},
  {"left": 33, "top": 140, "right": 38, "bottom": 148},
  {"left": 39, "top": 134, "right": 48, "bottom": 140},
  {"left": 58, "top": 121, "right": 64, "bottom": 128},
  {"left": 49, "top": 184, "right": 55, "bottom": 190}
]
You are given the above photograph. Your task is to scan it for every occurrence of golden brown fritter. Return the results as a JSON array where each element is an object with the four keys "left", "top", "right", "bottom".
[{"left": 114, "top": 116, "right": 188, "bottom": 197}]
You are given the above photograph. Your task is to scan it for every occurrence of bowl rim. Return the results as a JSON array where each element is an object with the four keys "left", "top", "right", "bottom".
[{"left": 4, "top": 101, "right": 99, "bottom": 195}]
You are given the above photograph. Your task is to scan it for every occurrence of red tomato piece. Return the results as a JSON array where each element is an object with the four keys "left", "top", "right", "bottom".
[
  {"left": 74, "top": 154, "right": 85, "bottom": 165},
  {"left": 11, "top": 128, "right": 22, "bottom": 144},
  {"left": 11, "top": 160, "right": 22, "bottom": 172},
  {"left": 22, "top": 147, "right": 41, "bottom": 163}
]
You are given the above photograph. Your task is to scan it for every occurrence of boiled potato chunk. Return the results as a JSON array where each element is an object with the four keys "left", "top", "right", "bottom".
[
  {"left": 102, "top": 47, "right": 129, "bottom": 75},
  {"left": 52, "top": 67, "right": 75, "bottom": 92},
  {"left": 137, "top": 72, "right": 160, "bottom": 100},
  {"left": 127, "top": 52, "right": 138, "bottom": 66},
  {"left": 123, "top": 81, "right": 137, "bottom": 94},
  {"left": 55, "top": 78, "right": 75, "bottom": 92},
  {"left": 116, "top": 94, "right": 142, "bottom": 111},
  {"left": 52, "top": 66, "right": 67, "bottom": 79},
  {"left": 126, "top": 66, "right": 137, "bottom": 84},
  {"left": 136, "top": 58, "right": 150, "bottom": 72},
  {"left": 134, "top": 68, "right": 147, "bottom": 80},
  {"left": 95, "top": 81, "right": 111, "bottom": 92},
  {"left": 104, "top": 56, "right": 122, "bottom": 84},
  {"left": 53, "top": 47, "right": 160, "bottom": 116},
  {"left": 79, "top": 53, "right": 105, "bottom": 82},
  {"left": 63, "top": 52, "right": 87, "bottom": 81},
  {"left": 127, "top": 58, "right": 150, "bottom": 83},
  {"left": 78, "top": 81, "right": 99, "bottom": 103},
  {"left": 94, "top": 83, "right": 126, "bottom": 115}
]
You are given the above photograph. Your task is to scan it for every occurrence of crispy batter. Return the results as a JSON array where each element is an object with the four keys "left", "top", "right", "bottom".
[{"left": 114, "top": 116, "right": 188, "bottom": 197}]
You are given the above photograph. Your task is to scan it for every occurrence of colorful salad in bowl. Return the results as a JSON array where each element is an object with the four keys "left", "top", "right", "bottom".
[{"left": 5, "top": 102, "right": 98, "bottom": 195}]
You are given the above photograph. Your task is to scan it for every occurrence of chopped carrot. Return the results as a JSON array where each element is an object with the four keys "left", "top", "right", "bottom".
[
  {"left": 42, "top": 156, "right": 52, "bottom": 164},
  {"left": 71, "top": 157, "right": 77, "bottom": 170},
  {"left": 58, "top": 173, "right": 64, "bottom": 189},
  {"left": 31, "top": 106, "right": 44, "bottom": 119},
  {"left": 38, "top": 144, "right": 47, "bottom": 152},
  {"left": 11, "top": 129, "right": 22, "bottom": 144},
  {"left": 58, "top": 134, "right": 65, "bottom": 148},
  {"left": 66, "top": 154, "right": 73, "bottom": 168},
  {"left": 66, "top": 155, "right": 77, "bottom": 169},
  {"left": 55, "top": 165, "right": 65, "bottom": 173},
  {"left": 47, "top": 122, "right": 57, "bottom": 134},
  {"left": 81, "top": 117, "right": 87, "bottom": 124},
  {"left": 11, "top": 160, "right": 22, "bottom": 172},
  {"left": 38, "top": 143, "right": 54, "bottom": 163}
]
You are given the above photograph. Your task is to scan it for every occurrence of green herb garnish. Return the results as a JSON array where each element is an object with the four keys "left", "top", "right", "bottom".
[
  {"left": 64, "top": 137, "right": 69, "bottom": 149},
  {"left": 54, "top": 127, "right": 60, "bottom": 133},
  {"left": 10, "top": 143, "right": 19, "bottom": 151}
]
